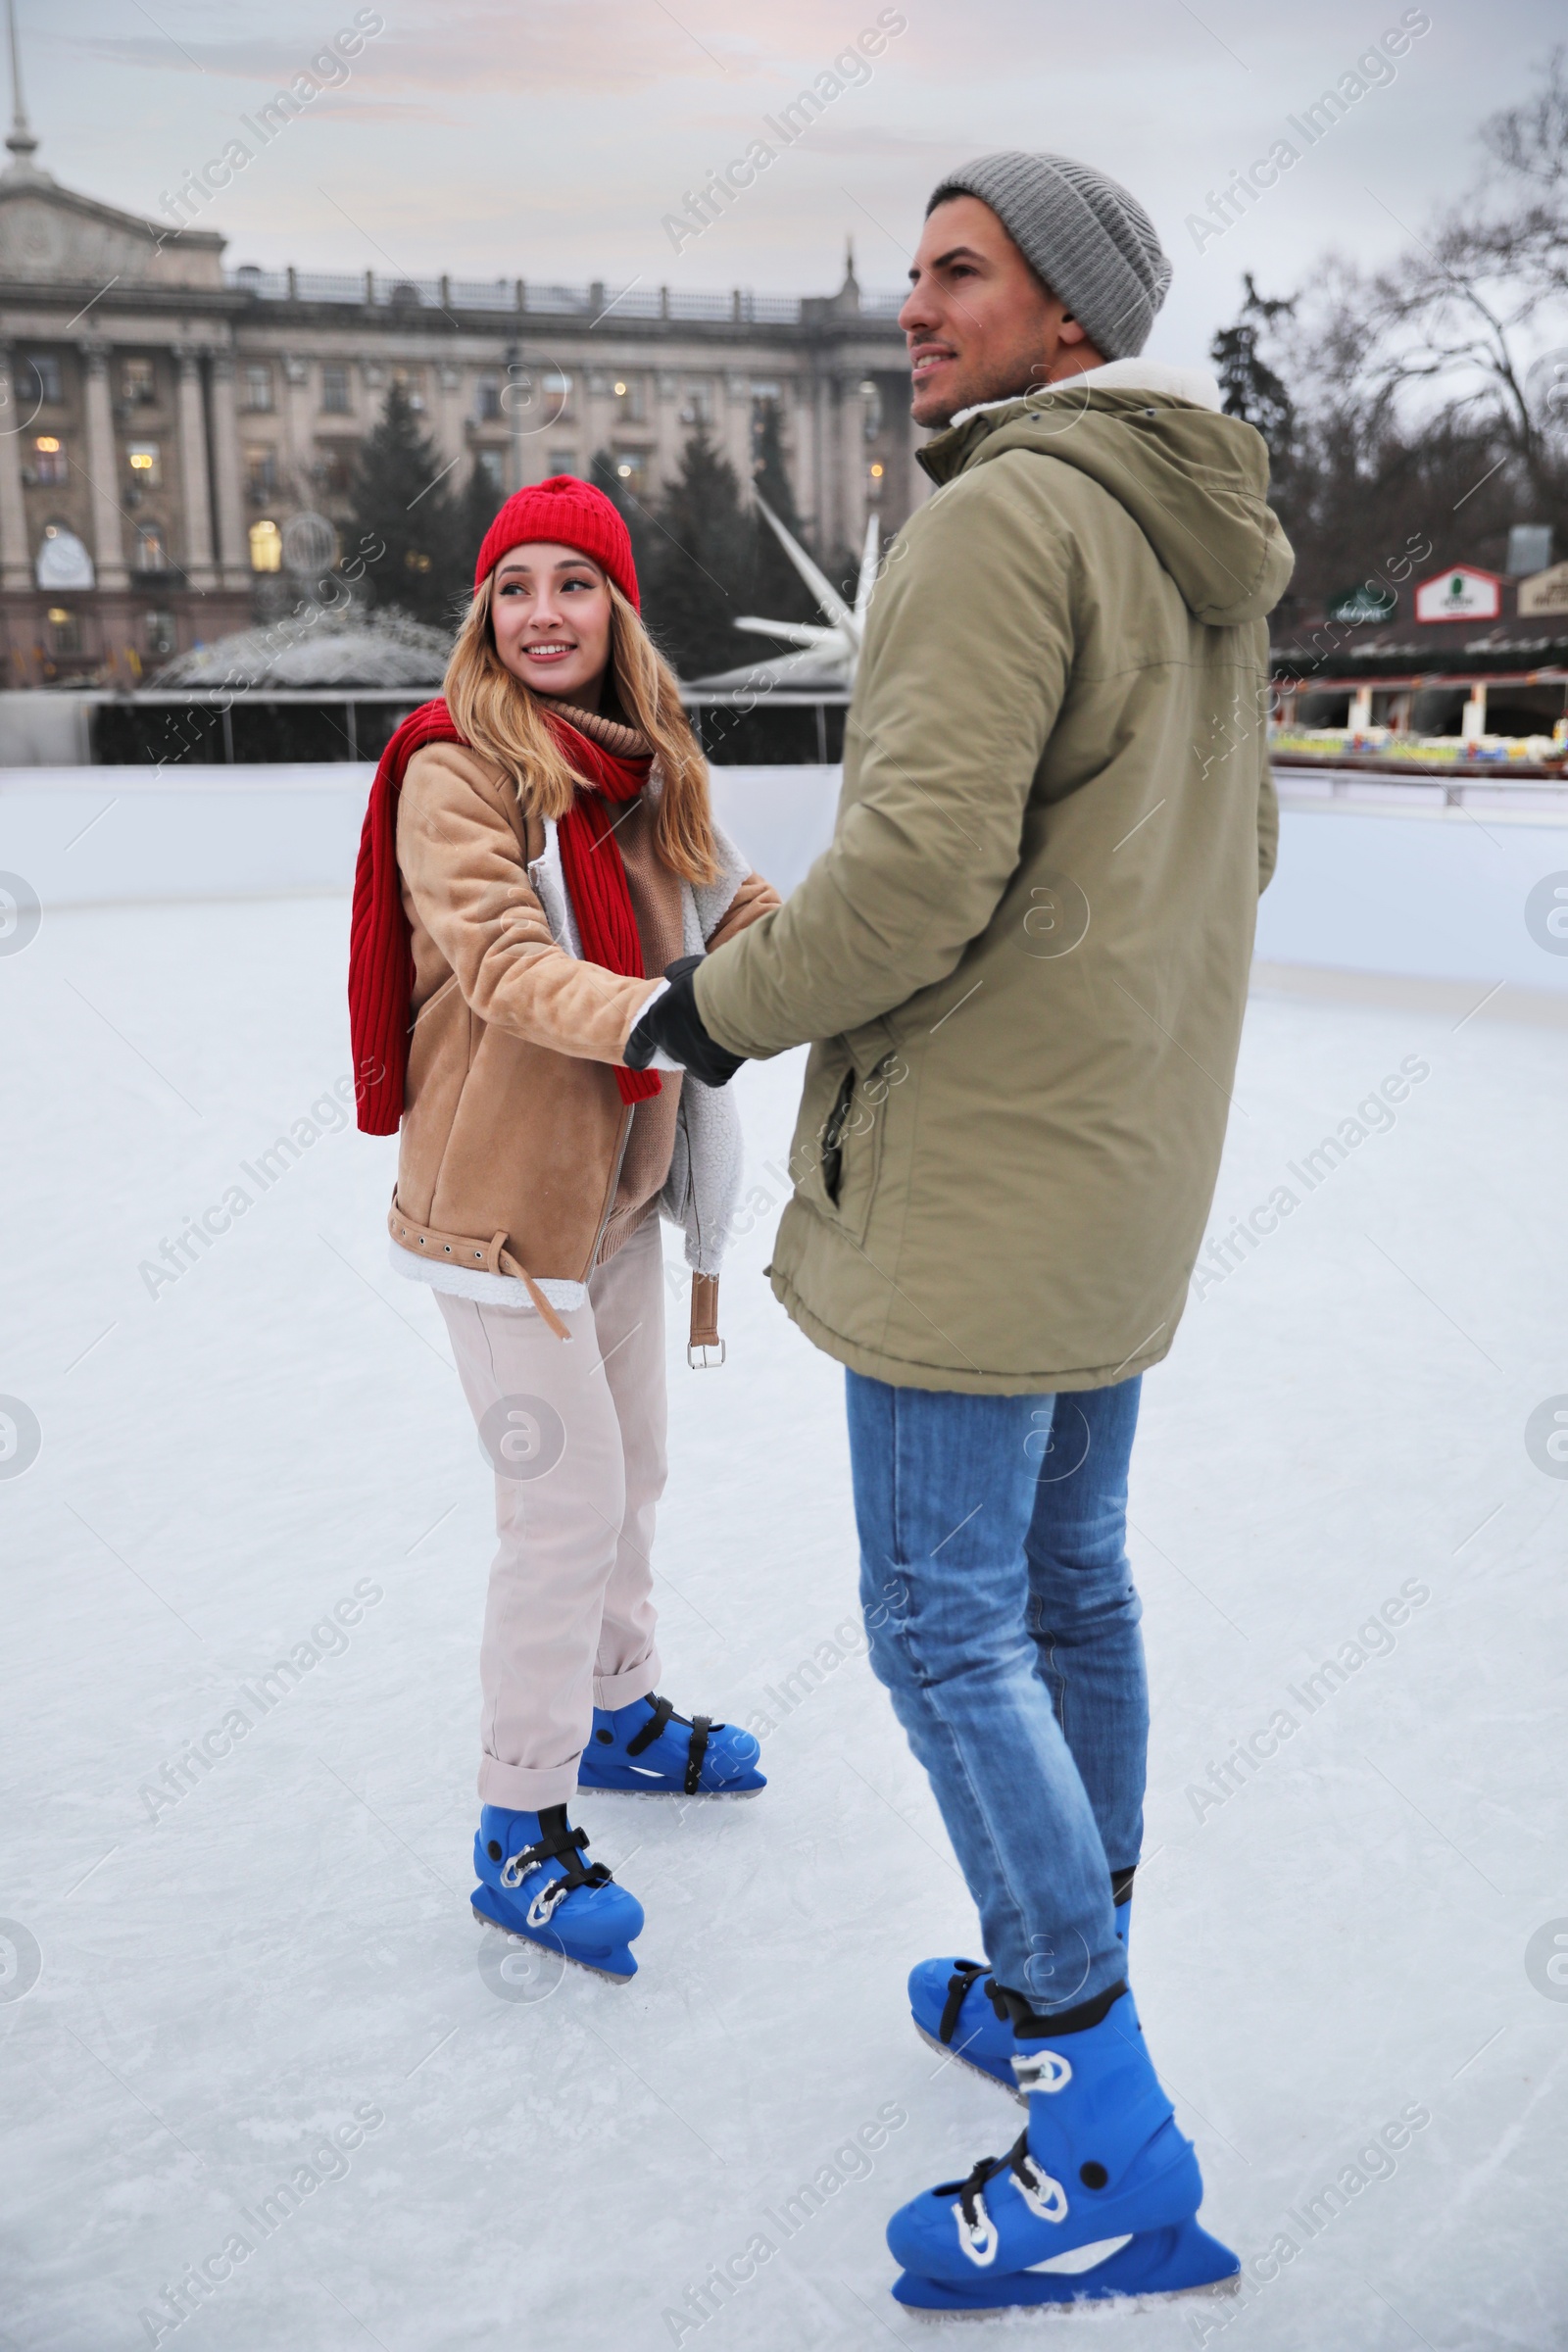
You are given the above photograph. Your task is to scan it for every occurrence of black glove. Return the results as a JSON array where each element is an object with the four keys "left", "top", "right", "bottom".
[{"left": 625, "top": 954, "right": 745, "bottom": 1089}]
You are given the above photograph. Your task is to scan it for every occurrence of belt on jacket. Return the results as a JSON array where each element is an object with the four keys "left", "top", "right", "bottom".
[
  {"left": 390, "top": 1200, "right": 725, "bottom": 1365},
  {"left": 387, "top": 1200, "right": 572, "bottom": 1342}
]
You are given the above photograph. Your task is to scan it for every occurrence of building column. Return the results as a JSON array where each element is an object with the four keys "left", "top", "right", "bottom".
[
  {"left": 173, "top": 346, "right": 218, "bottom": 590},
  {"left": 208, "top": 352, "right": 247, "bottom": 588},
  {"left": 78, "top": 339, "right": 128, "bottom": 589},
  {"left": 0, "top": 343, "right": 31, "bottom": 589},
  {"left": 838, "top": 371, "right": 867, "bottom": 560}
]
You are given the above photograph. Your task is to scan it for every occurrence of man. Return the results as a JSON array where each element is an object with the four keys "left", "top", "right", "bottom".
[{"left": 628, "top": 151, "right": 1292, "bottom": 2314}]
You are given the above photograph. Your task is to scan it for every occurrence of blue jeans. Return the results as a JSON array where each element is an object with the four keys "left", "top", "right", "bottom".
[{"left": 846, "top": 1371, "right": 1147, "bottom": 2015}]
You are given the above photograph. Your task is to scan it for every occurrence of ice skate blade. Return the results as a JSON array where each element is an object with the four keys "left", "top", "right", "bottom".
[
  {"left": 574, "top": 1779, "right": 765, "bottom": 1800},
  {"left": 913, "top": 2020, "right": 1026, "bottom": 2105},
  {"left": 893, "top": 2275, "right": 1240, "bottom": 2322},
  {"left": 470, "top": 1906, "right": 635, "bottom": 1986}
]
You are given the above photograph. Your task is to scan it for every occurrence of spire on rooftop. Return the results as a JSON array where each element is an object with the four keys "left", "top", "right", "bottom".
[{"left": 4, "top": 0, "right": 44, "bottom": 180}]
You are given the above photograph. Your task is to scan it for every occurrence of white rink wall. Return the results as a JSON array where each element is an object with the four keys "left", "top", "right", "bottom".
[{"left": 4, "top": 760, "right": 1568, "bottom": 1000}]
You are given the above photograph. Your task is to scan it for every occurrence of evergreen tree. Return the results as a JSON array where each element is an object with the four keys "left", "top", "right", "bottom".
[
  {"left": 347, "top": 381, "right": 464, "bottom": 627},
  {"left": 637, "top": 426, "right": 753, "bottom": 681},
  {"left": 454, "top": 459, "right": 503, "bottom": 589},
  {"left": 1211, "top": 276, "right": 1297, "bottom": 475}
]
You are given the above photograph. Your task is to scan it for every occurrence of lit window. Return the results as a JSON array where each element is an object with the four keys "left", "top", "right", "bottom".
[
  {"left": 869, "top": 463, "right": 884, "bottom": 477},
  {"left": 135, "top": 524, "right": 169, "bottom": 572},
  {"left": 47, "top": 605, "right": 81, "bottom": 655},
  {"left": 127, "top": 441, "right": 162, "bottom": 486},
  {"left": 31, "top": 434, "right": 67, "bottom": 483},
  {"left": 612, "top": 448, "right": 647, "bottom": 497},
  {"left": 250, "top": 518, "right": 282, "bottom": 571}
]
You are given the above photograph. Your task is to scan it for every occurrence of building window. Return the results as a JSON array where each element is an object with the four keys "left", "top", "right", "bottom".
[
  {"left": 46, "top": 605, "right": 81, "bottom": 655},
  {"left": 145, "top": 610, "right": 176, "bottom": 659},
  {"left": 612, "top": 375, "right": 646, "bottom": 422},
  {"left": 679, "top": 379, "right": 713, "bottom": 425},
  {"left": 612, "top": 448, "right": 647, "bottom": 498},
  {"left": 321, "top": 366, "right": 350, "bottom": 414},
  {"left": 19, "top": 354, "right": 62, "bottom": 407},
  {"left": 477, "top": 449, "right": 504, "bottom": 494},
  {"left": 541, "top": 368, "right": 572, "bottom": 422},
  {"left": 245, "top": 445, "right": 277, "bottom": 500},
  {"left": 475, "top": 375, "right": 502, "bottom": 421},
  {"left": 127, "top": 441, "right": 162, "bottom": 488},
  {"left": 547, "top": 448, "right": 577, "bottom": 478},
  {"left": 389, "top": 366, "right": 425, "bottom": 412},
  {"left": 122, "top": 358, "right": 157, "bottom": 407},
  {"left": 314, "top": 442, "right": 355, "bottom": 497},
  {"left": 243, "top": 365, "right": 274, "bottom": 413},
  {"left": 30, "top": 434, "right": 67, "bottom": 484},
  {"left": 249, "top": 518, "right": 282, "bottom": 571},
  {"left": 135, "top": 524, "right": 169, "bottom": 573}
]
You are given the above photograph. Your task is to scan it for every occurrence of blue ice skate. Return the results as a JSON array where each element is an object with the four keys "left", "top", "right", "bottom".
[
  {"left": 576, "top": 1693, "right": 765, "bottom": 1797},
  {"left": 909, "top": 1892, "right": 1132, "bottom": 2097},
  {"left": 471, "top": 1803, "right": 644, "bottom": 1983},
  {"left": 887, "top": 1987, "right": 1238, "bottom": 2313}
]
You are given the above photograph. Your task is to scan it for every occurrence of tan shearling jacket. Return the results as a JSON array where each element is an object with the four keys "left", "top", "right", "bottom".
[{"left": 390, "top": 729, "right": 777, "bottom": 1333}]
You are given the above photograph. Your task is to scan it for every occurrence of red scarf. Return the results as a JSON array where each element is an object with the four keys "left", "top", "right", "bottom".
[{"left": 348, "top": 697, "right": 661, "bottom": 1136}]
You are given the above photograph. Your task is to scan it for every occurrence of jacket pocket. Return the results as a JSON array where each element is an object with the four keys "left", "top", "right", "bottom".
[{"left": 795, "top": 1018, "right": 902, "bottom": 1246}]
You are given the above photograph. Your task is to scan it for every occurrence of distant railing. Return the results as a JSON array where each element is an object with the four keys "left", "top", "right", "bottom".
[{"left": 224, "top": 268, "right": 905, "bottom": 325}]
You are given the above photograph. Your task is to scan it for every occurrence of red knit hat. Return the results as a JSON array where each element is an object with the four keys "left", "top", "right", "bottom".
[{"left": 473, "top": 476, "right": 639, "bottom": 610}]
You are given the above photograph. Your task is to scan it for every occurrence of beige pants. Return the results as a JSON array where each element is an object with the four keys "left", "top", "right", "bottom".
[{"left": 437, "top": 1214, "right": 666, "bottom": 1810}]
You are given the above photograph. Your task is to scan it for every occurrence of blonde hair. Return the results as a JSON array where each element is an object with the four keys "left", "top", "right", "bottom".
[{"left": 443, "top": 569, "right": 716, "bottom": 885}]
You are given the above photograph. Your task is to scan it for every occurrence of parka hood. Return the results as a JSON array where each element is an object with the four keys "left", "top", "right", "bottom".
[{"left": 917, "top": 367, "right": 1294, "bottom": 628}]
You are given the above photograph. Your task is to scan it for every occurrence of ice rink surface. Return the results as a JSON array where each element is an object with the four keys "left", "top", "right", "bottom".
[{"left": 2, "top": 893, "right": 1566, "bottom": 2352}]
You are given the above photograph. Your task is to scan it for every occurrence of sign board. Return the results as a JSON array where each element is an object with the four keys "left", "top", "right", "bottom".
[
  {"left": 1414, "top": 565, "right": 1502, "bottom": 624},
  {"left": 1518, "top": 561, "right": 1568, "bottom": 618},
  {"left": 1327, "top": 583, "right": 1396, "bottom": 624}
]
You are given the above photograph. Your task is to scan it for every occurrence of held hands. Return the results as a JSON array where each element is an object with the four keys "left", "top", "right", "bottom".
[{"left": 624, "top": 955, "right": 746, "bottom": 1090}]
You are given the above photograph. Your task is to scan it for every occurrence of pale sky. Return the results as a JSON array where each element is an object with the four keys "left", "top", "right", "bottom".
[{"left": 19, "top": 0, "right": 1564, "bottom": 366}]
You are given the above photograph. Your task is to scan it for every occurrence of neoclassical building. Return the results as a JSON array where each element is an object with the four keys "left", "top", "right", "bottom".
[{"left": 0, "top": 109, "right": 917, "bottom": 688}]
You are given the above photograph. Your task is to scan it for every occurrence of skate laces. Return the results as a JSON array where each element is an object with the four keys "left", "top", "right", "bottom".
[
  {"left": 943, "top": 2131, "right": 1069, "bottom": 2261},
  {"left": 499, "top": 1819, "right": 613, "bottom": 1898}
]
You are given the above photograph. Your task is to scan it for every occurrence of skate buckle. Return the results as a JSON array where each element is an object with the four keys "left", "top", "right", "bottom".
[
  {"left": 525, "top": 1879, "right": 571, "bottom": 1932},
  {"left": 499, "top": 1852, "right": 542, "bottom": 1890},
  {"left": 953, "top": 2192, "right": 999, "bottom": 2268},
  {"left": 1014, "top": 2153, "right": 1069, "bottom": 2225},
  {"left": 1012, "top": 2046, "right": 1072, "bottom": 2094}
]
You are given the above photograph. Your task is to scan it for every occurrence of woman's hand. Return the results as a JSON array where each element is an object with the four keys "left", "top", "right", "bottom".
[{"left": 624, "top": 956, "right": 745, "bottom": 1088}]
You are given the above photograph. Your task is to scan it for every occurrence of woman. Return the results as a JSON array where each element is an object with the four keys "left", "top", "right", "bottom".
[{"left": 349, "top": 477, "right": 777, "bottom": 1983}]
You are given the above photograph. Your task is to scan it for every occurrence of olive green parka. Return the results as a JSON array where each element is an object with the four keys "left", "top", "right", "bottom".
[{"left": 696, "top": 369, "right": 1294, "bottom": 1393}]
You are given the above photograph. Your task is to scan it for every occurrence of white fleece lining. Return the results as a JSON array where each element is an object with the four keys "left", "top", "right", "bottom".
[
  {"left": 951, "top": 359, "right": 1224, "bottom": 427},
  {"left": 389, "top": 1240, "right": 586, "bottom": 1315}
]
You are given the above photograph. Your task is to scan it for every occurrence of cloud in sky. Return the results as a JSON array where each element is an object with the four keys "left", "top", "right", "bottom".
[{"left": 20, "top": 0, "right": 1568, "bottom": 368}]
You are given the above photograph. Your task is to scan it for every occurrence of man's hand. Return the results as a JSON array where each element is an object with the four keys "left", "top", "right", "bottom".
[{"left": 625, "top": 955, "right": 746, "bottom": 1089}]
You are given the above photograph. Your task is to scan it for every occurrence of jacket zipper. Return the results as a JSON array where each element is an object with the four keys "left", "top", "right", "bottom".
[{"left": 583, "top": 1104, "right": 635, "bottom": 1277}]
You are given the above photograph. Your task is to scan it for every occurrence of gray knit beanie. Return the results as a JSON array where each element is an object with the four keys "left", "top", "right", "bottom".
[{"left": 927, "top": 151, "right": 1171, "bottom": 360}]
